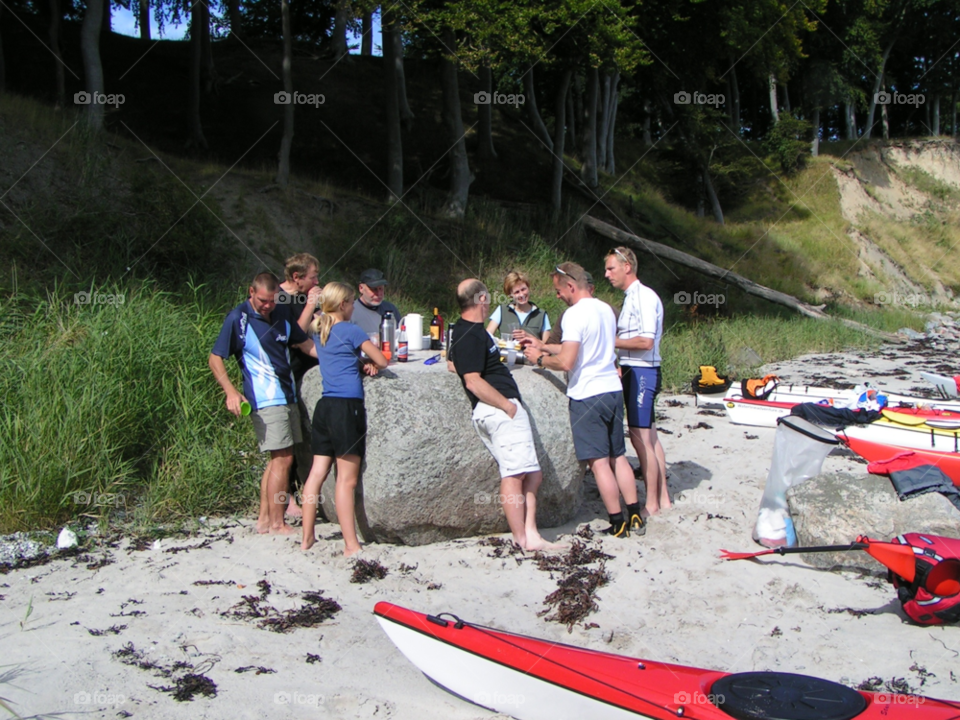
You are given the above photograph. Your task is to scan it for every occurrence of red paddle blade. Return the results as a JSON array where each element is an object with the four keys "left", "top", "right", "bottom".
[
  {"left": 719, "top": 548, "right": 776, "bottom": 561},
  {"left": 858, "top": 537, "right": 917, "bottom": 583}
]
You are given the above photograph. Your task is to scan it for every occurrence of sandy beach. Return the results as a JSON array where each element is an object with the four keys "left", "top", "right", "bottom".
[{"left": 3, "top": 344, "right": 960, "bottom": 719}]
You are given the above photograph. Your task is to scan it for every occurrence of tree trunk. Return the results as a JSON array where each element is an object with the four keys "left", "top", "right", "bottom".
[
  {"left": 845, "top": 100, "right": 856, "bottom": 140},
  {"left": 382, "top": 8, "right": 402, "bottom": 202},
  {"left": 810, "top": 108, "right": 820, "bottom": 156},
  {"left": 80, "top": 0, "right": 104, "bottom": 130},
  {"left": 101, "top": 0, "right": 110, "bottom": 35},
  {"left": 882, "top": 98, "right": 890, "bottom": 139},
  {"left": 392, "top": 24, "right": 414, "bottom": 128},
  {"left": 361, "top": 11, "right": 372, "bottom": 55},
  {"left": 703, "top": 163, "right": 723, "bottom": 224},
  {"left": 597, "top": 70, "right": 612, "bottom": 173},
  {"left": 580, "top": 66, "right": 599, "bottom": 188},
  {"left": 952, "top": 92, "right": 957, "bottom": 138},
  {"left": 49, "top": 0, "right": 65, "bottom": 107},
  {"left": 768, "top": 73, "right": 779, "bottom": 124},
  {"left": 200, "top": 0, "right": 215, "bottom": 93},
  {"left": 439, "top": 27, "right": 472, "bottom": 218},
  {"left": 227, "top": 0, "right": 241, "bottom": 37},
  {"left": 276, "top": 0, "right": 293, "bottom": 187},
  {"left": 477, "top": 65, "right": 496, "bottom": 160},
  {"left": 643, "top": 99, "right": 652, "bottom": 146},
  {"left": 331, "top": 0, "right": 348, "bottom": 60},
  {"left": 932, "top": 94, "right": 940, "bottom": 136},
  {"left": 138, "top": 0, "right": 151, "bottom": 40},
  {"left": 186, "top": 0, "right": 207, "bottom": 149},
  {"left": 864, "top": 40, "right": 893, "bottom": 139},
  {"left": 522, "top": 65, "right": 553, "bottom": 151},
  {"left": 0, "top": 4, "right": 6, "bottom": 94},
  {"left": 782, "top": 82, "right": 791, "bottom": 113},
  {"left": 551, "top": 69, "right": 572, "bottom": 216},
  {"left": 696, "top": 171, "right": 705, "bottom": 218},
  {"left": 605, "top": 82, "right": 618, "bottom": 174},
  {"left": 582, "top": 215, "right": 902, "bottom": 343},
  {"left": 566, "top": 89, "right": 576, "bottom": 148}
]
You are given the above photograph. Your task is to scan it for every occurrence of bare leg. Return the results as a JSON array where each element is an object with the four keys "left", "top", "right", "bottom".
[
  {"left": 301, "top": 455, "right": 334, "bottom": 550},
  {"left": 631, "top": 427, "right": 666, "bottom": 517},
  {"left": 267, "top": 449, "right": 296, "bottom": 534},
  {"left": 256, "top": 461, "right": 271, "bottom": 534},
  {"left": 589, "top": 457, "right": 623, "bottom": 515},
  {"left": 499, "top": 474, "right": 526, "bottom": 548},
  {"left": 518, "top": 470, "right": 567, "bottom": 551},
  {"left": 653, "top": 428, "right": 670, "bottom": 508},
  {"left": 286, "top": 494, "right": 303, "bottom": 518},
  {"left": 334, "top": 454, "right": 363, "bottom": 556}
]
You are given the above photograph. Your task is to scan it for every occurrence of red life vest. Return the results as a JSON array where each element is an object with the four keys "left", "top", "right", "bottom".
[{"left": 890, "top": 533, "right": 960, "bottom": 626}]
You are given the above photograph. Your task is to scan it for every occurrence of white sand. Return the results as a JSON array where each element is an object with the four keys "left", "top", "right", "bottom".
[{"left": 2, "top": 346, "right": 959, "bottom": 719}]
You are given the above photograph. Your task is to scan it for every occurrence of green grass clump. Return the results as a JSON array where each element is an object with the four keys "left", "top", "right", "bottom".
[{"left": 0, "top": 282, "right": 261, "bottom": 532}]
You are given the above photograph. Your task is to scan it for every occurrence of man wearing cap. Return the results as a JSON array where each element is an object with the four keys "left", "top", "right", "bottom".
[
  {"left": 521, "top": 262, "right": 643, "bottom": 538},
  {"left": 352, "top": 269, "right": 402, "bottom": 336}
]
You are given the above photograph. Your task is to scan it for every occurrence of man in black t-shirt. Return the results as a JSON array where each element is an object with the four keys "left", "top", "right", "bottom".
[{"left": 451, "top": 279, "right": 564, "bottom": 552}]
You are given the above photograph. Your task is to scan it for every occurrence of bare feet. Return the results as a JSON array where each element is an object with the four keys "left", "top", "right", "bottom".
[
  {"left": 301, "top": 536, "right": 316, "bottom": 551},
  {"left": 255, "top": 521, "right": 270, "bottom": 534},
  {"left": 524, "top": 536, "right": 569, "bottom": 552},
  {"left": 343, "top": 545, "right": 363, "bottom": 558},
  {"left": 286, "top": 501, "right": 303, "bottom": 518},
  {"left": 641, "top": 507, "right": 659, "bottom": 520},
  {"left": 269, "top": 523, "right": 297, "bottom": 536}
]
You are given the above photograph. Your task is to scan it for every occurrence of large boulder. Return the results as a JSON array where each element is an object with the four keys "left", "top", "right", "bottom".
[
  {"left": 787, "top": 471, "right": 960, "bottom": 570},
  {"left": 299, "top": 357, "right": 584, "bottom": 545}
]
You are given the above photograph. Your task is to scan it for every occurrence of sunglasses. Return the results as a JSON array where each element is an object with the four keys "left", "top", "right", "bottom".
[
  {"left": 613, "top": 248, "right": 630, "bottom": 263},
  {"left": 555, "top": 265, "right": 569, "bottom": 276}
]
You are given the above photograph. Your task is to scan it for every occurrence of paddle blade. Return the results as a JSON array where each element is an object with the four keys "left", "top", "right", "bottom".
[
  {"left": 861, "top": 539, "right": 918, "bottom": 582},
  {"left": 719, "top": 548, "right": 776, "bottom": 561}
]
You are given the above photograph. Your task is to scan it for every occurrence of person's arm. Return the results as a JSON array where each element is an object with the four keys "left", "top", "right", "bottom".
[
  {"left": 486, "top": 320, "right": 500, "bottom": 336},
  {"left": 462, "top": 372, "right": 517, "bottom": 418},
  {"left": 615, "top": 336, "right": 654, "bottom": 351},
  {"left": 294, "top": 339, "right": 318, "bottom": 358},
  {"left": 295, "top": 287, "right": 323, "bottom": 333},
  {"left": 208, "top": 353, "right": 246, "bottom": 416},
  {"left": 523, "top": 340, "right": 580, "bottom": 372},
  {"left": 360, "top": 340, "right": 388, "bottom": 370}
]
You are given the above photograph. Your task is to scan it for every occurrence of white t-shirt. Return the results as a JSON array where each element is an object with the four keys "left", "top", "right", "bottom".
[
  {"left": 560, "top": 298, "right": 622, "bottom": 400},
  {"left": 488, "top": 305, "right": 552, "bottom": 333},
  {"left": 618, "top": 280, "right": 662, "bottom": 367}
]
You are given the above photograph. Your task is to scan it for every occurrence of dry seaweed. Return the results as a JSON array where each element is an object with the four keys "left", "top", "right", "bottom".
[
  {"left": 221, "top": 588, "right": 341, "bottom": 633},
  {"left": 478, "top": 536, "right": 527, "bottom": 564},
  {"left": 151, "top": 673, "right": 218, "bottom": 702},
  {"left": 350, "top": 559, "right": 388, "bottom": 584},
  {"left": 234, "top": 666, "right": 276, "bottom": 675},
  {"left": 306, "top": 653, "right": 321, "bottom": 664},
  {"left": 535, "top": 540, "right": 612, "bottom": 632},
  {"left": 193, "top": 579, "right": 235, "bottom": 586},
  {"left": 87, "top": 624, "right": 127, "bottom": 636}
]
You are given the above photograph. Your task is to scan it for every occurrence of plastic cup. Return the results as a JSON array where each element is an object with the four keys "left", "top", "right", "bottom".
[{"left": 240, "top": 401, "right": 252, "bottom": 416}]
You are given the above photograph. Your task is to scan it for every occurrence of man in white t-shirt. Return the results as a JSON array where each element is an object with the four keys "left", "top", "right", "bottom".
[
  {"left": 521, "top": 262, "right": 644, "bottom": 538},
  {"left": 604, "top": 246, "right": 669, "bottom": 518}
]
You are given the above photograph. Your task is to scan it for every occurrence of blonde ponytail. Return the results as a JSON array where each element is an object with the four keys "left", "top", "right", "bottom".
[{"left": 311, "top": 281, "right": 355, "bottom": 346}]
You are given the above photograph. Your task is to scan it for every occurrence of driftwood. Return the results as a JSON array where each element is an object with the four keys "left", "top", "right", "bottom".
[{"left": 582, "top": 215, "right": 903, "bottom": 343}]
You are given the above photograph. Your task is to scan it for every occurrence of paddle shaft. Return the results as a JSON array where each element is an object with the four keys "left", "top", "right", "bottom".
[{"left": 764, "top": 542, "right": 867, "bottom": 556}]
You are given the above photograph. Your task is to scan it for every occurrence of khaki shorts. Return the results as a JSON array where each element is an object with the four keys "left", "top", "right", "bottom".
[
  {"left": 472, "top": 399, "right": 541, "bottom": 478},
  {"left": 251, "top": 403, "right": 303, "bottom": 453}
]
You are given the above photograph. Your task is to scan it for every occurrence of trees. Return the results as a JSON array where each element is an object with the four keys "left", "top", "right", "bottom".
[
  {"left": 276, "top": 0, "right": 294, "bottom": 187},
  {"left": 80, "top": 0, "right": 105, "bottom": 131}
]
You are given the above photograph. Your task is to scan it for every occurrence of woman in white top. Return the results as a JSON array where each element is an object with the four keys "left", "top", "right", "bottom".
[{"left": 486, "top": 271, "right": 552, "bottom": 343}]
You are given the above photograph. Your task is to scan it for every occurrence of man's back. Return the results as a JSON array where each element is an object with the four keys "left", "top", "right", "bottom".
[{"left": 560, "top": 298, "right": 621, "bottom": 400}]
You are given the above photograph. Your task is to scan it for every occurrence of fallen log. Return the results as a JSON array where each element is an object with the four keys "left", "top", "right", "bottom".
[{"left": 582, "top": 215, "right": 903, "bottom": 343}]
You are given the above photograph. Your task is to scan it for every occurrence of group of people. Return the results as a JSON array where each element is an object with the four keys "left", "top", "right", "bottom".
[{"left": 208, "top": 245, "right": 668, "bottom": 556}]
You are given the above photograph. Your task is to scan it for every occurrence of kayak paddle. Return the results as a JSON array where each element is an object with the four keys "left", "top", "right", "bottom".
[{"left": 720, "top": 535, "right": 917, "bottom": 583}]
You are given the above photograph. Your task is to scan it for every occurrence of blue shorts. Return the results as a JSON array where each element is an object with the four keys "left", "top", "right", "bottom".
[
  {"left": 622, "top": 366, "right": 661, "bottom": 429},
  {"left": 568, "top": 391, "right": 627, "bottom": 462}
]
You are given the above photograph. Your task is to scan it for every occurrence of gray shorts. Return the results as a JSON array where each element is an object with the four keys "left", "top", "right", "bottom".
[
  {"left": 568, "top": 391, "right": 627, "bottom": 461},
  {"left": 251, "top": 403, "right": 303, "bottom": 453},
  {"left": 472, "top": 400, "right": 541, "bottom": 478}
]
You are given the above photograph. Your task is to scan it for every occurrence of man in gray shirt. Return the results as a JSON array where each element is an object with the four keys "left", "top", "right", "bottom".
[{"left": 351, "top": 268, "right": 401, "bottom": 335}]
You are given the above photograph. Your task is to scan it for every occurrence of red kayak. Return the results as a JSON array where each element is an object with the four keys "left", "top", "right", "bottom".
[
  {"left": 374, "top": 601, "right": 960, "bottom": 719},
  {"left": 841, "top": 432, "right": 960, "bottom": 486}
]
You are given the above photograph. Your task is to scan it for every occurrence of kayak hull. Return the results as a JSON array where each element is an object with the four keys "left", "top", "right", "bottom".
[
  {"left": 374, "top": 602, "right": 960, "bottom": 719},
  {"left": 841, "top": 431, "right": 960, "bottom": 486}
]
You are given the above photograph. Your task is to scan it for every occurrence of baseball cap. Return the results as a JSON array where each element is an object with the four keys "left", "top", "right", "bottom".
[{"left": 359, "top": 268, "right": 388, "bottom": 288}]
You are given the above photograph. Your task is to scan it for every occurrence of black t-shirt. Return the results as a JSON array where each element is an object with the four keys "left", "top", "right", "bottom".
[
  {"left": 272, "top": 289, "right": 319, "bottom": 379},
  {"left": 451, "top": 319, "right": 521, "bottom": 409}
]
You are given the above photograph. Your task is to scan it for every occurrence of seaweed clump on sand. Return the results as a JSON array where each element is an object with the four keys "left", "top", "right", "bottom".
[
  {"left": 350, "top": 558, "right": 388, "bottom": 584},
  {"left": 221, "top": 581, "right": 341, "bottom": 633},
  {"left": 153, "top": 673, "right": 218, "bottom": 702},
  {"left": 478, "top": 536, "right": 527, "bottom": 564},
  {"left": 535, "top": 539, "right": 612, "bottom": 633}
]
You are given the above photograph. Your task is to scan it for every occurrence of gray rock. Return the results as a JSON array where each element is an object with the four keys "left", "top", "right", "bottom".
[
  {"left": 897, "top": 327, "right": 926, "bottom": 340},
  {"left": 300, "top": 356, "right": 583, "bottom": 545},
  {"left": 787, "top": 471, "right": 960, "bottom": 570}
]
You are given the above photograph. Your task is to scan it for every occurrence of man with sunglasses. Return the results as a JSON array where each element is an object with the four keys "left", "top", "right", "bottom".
[
  {"left": 604, "top": 246, "right": 669, "bottom": 519},
  {"left": 521, "top": 262, "right": 643, "bottom": 538}
]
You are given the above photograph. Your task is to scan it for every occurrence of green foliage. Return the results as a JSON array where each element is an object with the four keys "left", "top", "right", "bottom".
[{"left": 762, "top": 116, "right": 813, "bottom": 175}]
